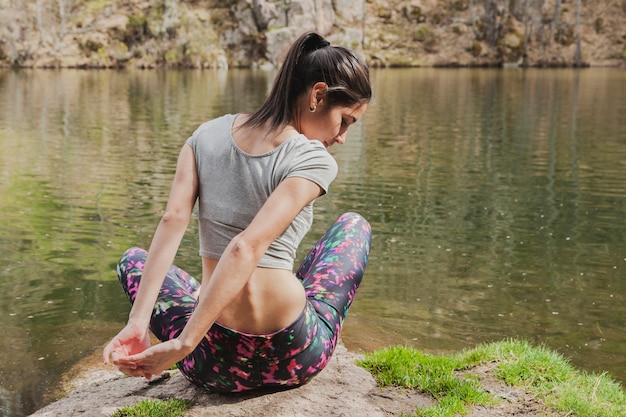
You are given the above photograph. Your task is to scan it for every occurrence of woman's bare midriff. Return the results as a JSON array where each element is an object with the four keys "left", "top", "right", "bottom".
[{"left": 201, "top": 257, "right": 307, "bottom": 335}]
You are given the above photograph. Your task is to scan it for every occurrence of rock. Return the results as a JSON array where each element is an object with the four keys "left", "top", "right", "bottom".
[
  {"left": 29, "top": 343, "right": 428, "bottom": 417},
  {"left": 251, "top": 0, "right": 279, "bottom": 31},
  {"left": 265, "top": 27, "right": 302, "bottom": 65},
  {"left": 333, "top": 0, "right": 366, "bottom": 25},
  {"left": 284, "top": 0, "right": 320, "bottom": 33},
  {"left": 0, "top": 0, "right": 623, "bottom": 69}
]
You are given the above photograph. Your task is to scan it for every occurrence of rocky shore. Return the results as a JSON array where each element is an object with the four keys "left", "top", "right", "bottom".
[
  {"left": 30, "top": 342, "right": 561, "bottom": 417},
  {"left": 1, "top": 0, "right": 624, "bottom": 70},
  {"left": 29, "top": 343, "right": 430, "bottom": 417}
]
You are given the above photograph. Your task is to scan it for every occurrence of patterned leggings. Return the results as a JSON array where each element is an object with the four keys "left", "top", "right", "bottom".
[{"left": 117, "top": 212, "right": 371, "bottom": 392}]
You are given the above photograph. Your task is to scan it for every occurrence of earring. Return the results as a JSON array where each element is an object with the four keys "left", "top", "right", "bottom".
[{"left": 309, "top": 105, "right": 317, "bottom": 112}]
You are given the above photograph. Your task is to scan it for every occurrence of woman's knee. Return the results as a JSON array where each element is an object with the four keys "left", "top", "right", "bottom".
[
  {"left": 117, "top": 247, "right": 147, "bottom": 286},
  {"left": 338, "top": 211, "right": 367, "bottom": 224},
  {"left": 336, "top": 212, "right": 372, "bottom": 241},
  {"left": 119, "top": 247, "right": 147, "bottom": 264},
  {"left": 331, "top": 212, "right": 372, "bottom": 261}
]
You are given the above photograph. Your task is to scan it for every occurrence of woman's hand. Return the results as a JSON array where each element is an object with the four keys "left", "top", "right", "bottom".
[
  {"left": 103, "top": 323, "right": 152, "bottom": 377},
  {"left": 110, "top": 338, "right": 189, "bottom": 380}
]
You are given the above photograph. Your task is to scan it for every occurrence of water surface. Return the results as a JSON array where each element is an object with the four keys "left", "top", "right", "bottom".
[{"left": 0, "top": 68, "right": 625, "bottom": 416}]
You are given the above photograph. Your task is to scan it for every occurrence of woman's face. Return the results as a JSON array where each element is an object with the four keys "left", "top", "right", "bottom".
[{"left": 300, "top": 101, "right": 368, "bottom": 148}]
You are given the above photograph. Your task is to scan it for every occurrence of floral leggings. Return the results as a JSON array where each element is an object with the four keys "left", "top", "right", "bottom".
[{"left": 117, "top": 212, "right": 371, "bottom": 392}]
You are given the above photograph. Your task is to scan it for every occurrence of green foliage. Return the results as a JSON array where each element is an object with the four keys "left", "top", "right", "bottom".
[
  {"left": 470, "top": 41, "right": 482, "bottom": 57},
  {"left": 413, "top": 26, "right": 438, "bottom": 53},
  {"left": 594, "top": 17, "right": 604, "bottom": 34},
  {"left": 449, "top": 0, "right": 469, "bottom": 12},
  {"left": 377, "top": 7, "right": 392, "bottom": 19},
  {"left": 80, "top": 38, "right": 103, "bottom": 55},
  {"left": 413, "top": 26, "right": 433, "bottom": 43},
  {"left": 555, "top": 24, "right": 575, "bottom": 46},
  {"left": 79, "top": 0, "right": 110, "bottom": 20},
  {"left": 164, "top": 48, "right": 182, "bottom": 65},
  {"left": 109, "top": 399, "right": 191, "bottom": 417},
  {"left": 124, "top": 13, "right": 150, "bottom": 46},
  {"left": 358, "top": 340, "right": 626, "bottom": 417}
]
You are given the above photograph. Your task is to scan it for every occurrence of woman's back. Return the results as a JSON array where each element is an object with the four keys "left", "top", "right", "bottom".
[
  {"left": 201, "top": 257, "right": 306, "bottom": 335},
  {"left": 191, "top": 114, "right": 331, "bottom": 335}
]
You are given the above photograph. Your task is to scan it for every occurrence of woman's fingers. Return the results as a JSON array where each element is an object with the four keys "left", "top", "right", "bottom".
[
  {"left": 107, "top": 349, "right": 157, "bottom": 379},
  {"left": 102, "top": 344, "right": 113, "bottom": 365},
  {"left": 116, "top": 362, "right": 154, "bottom": 380},
  {"left": 103, "top": 340, "right": 124, "bottom": 365},
  {"left": 113, "top": 358, "right": 138, "bottom": 369},
  {"left": 121, "top": 366, "right": 144, "bottom": 377}
]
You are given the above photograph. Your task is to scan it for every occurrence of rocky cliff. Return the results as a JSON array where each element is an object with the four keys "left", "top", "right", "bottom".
[{"left": 1, "top": 0, "right": 624, "bottom": 69}]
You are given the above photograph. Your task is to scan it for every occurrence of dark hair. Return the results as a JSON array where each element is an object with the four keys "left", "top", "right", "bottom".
[{"left": 243, "top": 32, "right": 372, "bottom": 132}]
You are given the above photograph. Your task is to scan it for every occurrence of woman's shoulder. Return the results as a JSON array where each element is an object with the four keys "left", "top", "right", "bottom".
[
  {"left": 280, "top": 136, "right": 338, "bottom": 185},
  {"left": 284, "top": 134, "right": 328, "bottom": 155},
  {"left": 186, "top": 114, "right": 237, "bottom": 152},
  {"left": 191, "top": 114, "right": 237, "bottom": 137}
]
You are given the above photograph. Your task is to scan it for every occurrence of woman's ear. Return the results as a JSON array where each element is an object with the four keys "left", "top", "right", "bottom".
[{"left": 311, "top": 82, "right": 328, "bottom": 106}]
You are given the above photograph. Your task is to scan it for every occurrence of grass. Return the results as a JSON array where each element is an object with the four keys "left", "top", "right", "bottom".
[
  {"left": 109, "top": 398, "right": 191, "bottom": 417},
  {"left": 357, "top": 345, "right": 494, "bottom": 417},
  {"left": 357, "top": 339, "right": 626, "bottom": 417}
]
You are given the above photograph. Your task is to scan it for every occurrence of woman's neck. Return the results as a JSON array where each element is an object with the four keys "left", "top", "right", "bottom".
[{"left": 232, "top": 115, "right": 299, "bottom": 155}]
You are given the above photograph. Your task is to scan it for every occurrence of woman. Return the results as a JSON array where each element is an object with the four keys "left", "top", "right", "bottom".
[{"left": 103, "top": 31, "right": 372, "bottom": 392}]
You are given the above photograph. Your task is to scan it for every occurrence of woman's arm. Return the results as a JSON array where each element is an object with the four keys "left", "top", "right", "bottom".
[
  {"left": 112, "top": 175, "right": 323, "bottom": 376},
  {"left": 129, "top": 144, "right": 198, "bottom": 328},
  {"left": 178, "top": 175, "right": 323, "bottom": 350},
  {"left": 127, "top": 143, "right": 198, "bottom": 328},
  {"left": 103, "top": 144, "right": 197, "bottom": 369}
]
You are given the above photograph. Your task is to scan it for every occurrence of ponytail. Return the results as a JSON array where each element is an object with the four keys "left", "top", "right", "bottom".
[{"left": 243, "top": 32, "right": 371, "bottom": 132}]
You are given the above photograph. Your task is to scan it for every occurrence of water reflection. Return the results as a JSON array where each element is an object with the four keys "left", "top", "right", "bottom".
[
  {"left": 0, "top": 68, "right": 625, "bottom": 416},
  {"left": 336, "top": 69, "right": 626, "bottom": 371}
]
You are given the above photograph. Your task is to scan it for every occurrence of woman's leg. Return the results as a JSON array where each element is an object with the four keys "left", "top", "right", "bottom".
[
  {"left": 117, "top": 247, "right": 251, "bottom": 391},
  {"left": 116, "top": 211, "right": 372, "bottom": 391},
  {"left": 295, "top": 212, "right": 372, "bottom": 350},
  {"left": 116, "top": 247, "right": 200, "bottom": 341}
]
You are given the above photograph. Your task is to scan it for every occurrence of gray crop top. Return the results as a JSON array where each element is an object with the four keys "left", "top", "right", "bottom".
[{"left": 185, "top": 114, "right": 338, "bottom": 270}]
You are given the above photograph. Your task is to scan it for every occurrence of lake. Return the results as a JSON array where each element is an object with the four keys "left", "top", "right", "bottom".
[{"left": 0, "top": 67, "right": 625, "bottom": 416}]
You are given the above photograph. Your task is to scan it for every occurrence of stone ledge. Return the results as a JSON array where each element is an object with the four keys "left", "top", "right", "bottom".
[{"left": 30, "top": 343, "right": 429, "bottom": 417}]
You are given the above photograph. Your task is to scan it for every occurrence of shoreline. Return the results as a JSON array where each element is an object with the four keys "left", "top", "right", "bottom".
[
  {"left": 1, "top": 60, "right": 624, "bottom": 70},
  {"left": 28, "top": 340, "right": 577, "bottom": 417},
  {"left": 30, "top": 342, "right": 428, "bottom": 417}
]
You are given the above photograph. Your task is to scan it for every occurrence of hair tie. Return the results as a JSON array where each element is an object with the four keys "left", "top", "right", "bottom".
[
  {"left": 298, "top": 34, "right": 331, "bottom": 65},
  {"left": 318, "top": 40, "right": 330, "bottom": 48}
]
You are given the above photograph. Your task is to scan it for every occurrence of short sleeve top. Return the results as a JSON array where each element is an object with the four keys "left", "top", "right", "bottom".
[{"left": 186, "top": 114, "right": 338, "bottom": 269}]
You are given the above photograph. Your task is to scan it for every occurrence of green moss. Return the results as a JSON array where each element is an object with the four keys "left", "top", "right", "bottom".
[
  {"left": 594, "top": 17, "right": 604, "bottom": 34},
  {"left": 450, "top": 0, "right": 469, "bottom": 12},
  {"left": 81, "top": 38, "right": 103, "bottom": 54},
  {"left": 124, "top": 13, "right": 149, "bottom": 45},
  {"left": 470, "top": 40, "right": 482, "bottom": 57},
  {"left": 164, "top": 48, "right": 182, "bottom": 65},
  {"left": 555, "top": 24, "right": 575, "bottom": 46},
  {"left": 413, "top": 26, "right": 438, "bottom": 53},
  {"left": 80, "top": 0, "right": 110, "bottom": 19},
  {"left": 378, "top": 7, "right": 392, "bottom": 19}
]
